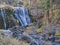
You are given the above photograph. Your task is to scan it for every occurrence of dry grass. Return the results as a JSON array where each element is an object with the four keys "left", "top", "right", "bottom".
[
  {"left": 0, "top": 4, "right": 14, "bottom": 9},
  {"left": 42, "top": 41, "right": 53, "bottom": 45},
  {"left": 0, "top": 33, "right": 29, "bottom": 45}
]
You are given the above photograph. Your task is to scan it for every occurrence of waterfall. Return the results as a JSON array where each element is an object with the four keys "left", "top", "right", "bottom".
[
  {"left": 0, "top": 8, "right": 6, "bottom": 29},
  {"left": 0, "top": 7, "right": 32, "bottom": 29},
  {"left": 14, "top": 7, "right": 32, "bottom": 27}
]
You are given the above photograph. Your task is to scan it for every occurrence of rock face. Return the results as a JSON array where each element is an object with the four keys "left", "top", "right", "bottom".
[
  {"left": 29, "top": 0, "right": 41, "bottom": 16},
  {"left": 0, "top": 0, "right": 43, "bottom": 26},
  {"left": 0, "top": 0, "right": 42, "bottom": 16},
  {"left": 27, "top": 0, "right": 43, "bottom": 28},
  {"left": 0, "top": 15, "right": 4, "bottom": 29},
  {"left": 0, "top": 6, "right": 18, "bottom": 29}
]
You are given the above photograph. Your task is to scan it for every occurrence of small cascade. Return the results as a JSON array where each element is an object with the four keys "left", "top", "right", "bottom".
[
  {"left": 0, "top": 8, "right": 6, "bottom": 29},
  {"left": 0, "top": 7, "right": 32, "bottom": 29},
  {"left": 14, "top": 7, "right": 32, "bottom": 27}
]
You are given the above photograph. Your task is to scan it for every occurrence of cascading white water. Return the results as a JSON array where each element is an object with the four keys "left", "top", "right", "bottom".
[
  {"left": 0, "top": 7, "right": 32, "bottom": 29},
  {"left": 14, "top": 7, "right": 32, "bottom": 27},
  {"left": 0, "top": 8, "right": 6, "bottom": 29}
]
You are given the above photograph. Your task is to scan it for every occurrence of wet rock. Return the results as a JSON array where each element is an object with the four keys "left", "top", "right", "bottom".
[
  {"left": 0, "top": 30, "right": 12, "bottom": 37},
  {"left": 9, "top": 26, "right": 24, "bottom": 38}
]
